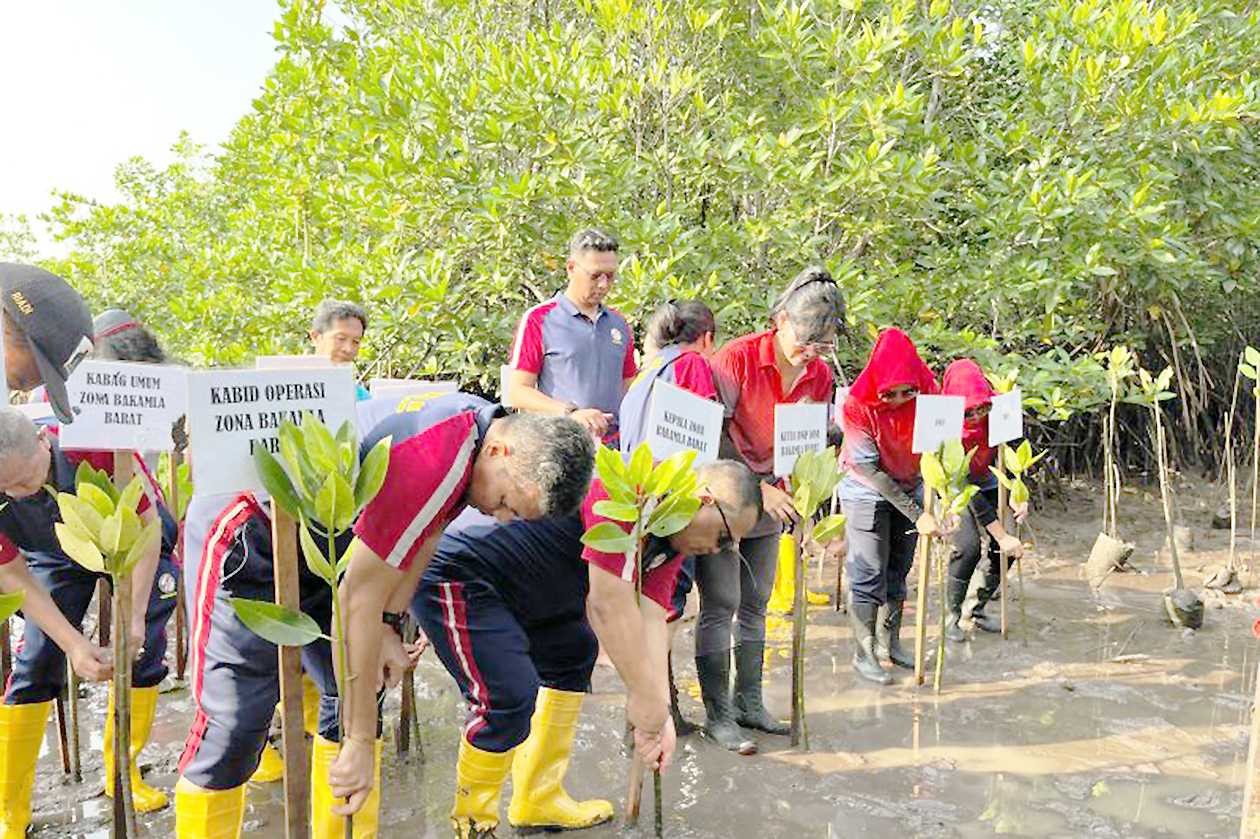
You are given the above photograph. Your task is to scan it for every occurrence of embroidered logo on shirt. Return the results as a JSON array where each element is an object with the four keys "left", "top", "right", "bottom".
[{"left": 610, "top": 329, "right": 624, "bottom": 347}]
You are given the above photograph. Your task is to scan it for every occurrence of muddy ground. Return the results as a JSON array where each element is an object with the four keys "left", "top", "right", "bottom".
[{"left": 20, "top": 476, "right": 1260, "bottom": 837}]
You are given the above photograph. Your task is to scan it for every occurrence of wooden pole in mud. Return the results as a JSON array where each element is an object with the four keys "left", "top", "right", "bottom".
[
  {"left": 790, "top": 530, "right": 808, "bottom": 749},
  {"left": 997, "top": 478, "right": 1010, "bottom": 640},
  {"left": 112, "top": 453, "right": 137, "bottom": 838},
  {"left": 831, "top": 489, "right": 845, "bottom": 613},
  {"left": 1240, "top": 661, "right": 1260, "bottom": 838},
  {"left": 914, "top": 492, "right": 936, "bottom": 686},
  {"left": 170, "top": 450, "right": 188, "bottom": 682},
  {"left": 272, "top": 504, "right": 310, "bottom": 839},
  {"left": 0, "top": 619, "right": 10, "bottom": 685}
]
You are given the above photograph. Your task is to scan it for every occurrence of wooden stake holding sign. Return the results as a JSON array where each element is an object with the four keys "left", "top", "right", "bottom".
[
  {"left": 186, "top": 365, "right": 356, "bottom": 839},
  {"left": 909, "top": 396, "right": 965, "bottom": 687},
  {"left": 112, "top": 453, "right": 138, "bottom": 838},
  {"left": 987, "top": 389, "right": 1024, "bottom": 641}
]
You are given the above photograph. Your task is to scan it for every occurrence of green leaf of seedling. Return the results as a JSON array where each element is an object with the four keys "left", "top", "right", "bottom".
[
  {"left": 57, "top": 493, "right": 104, "bottom": 542},
  {"left": 627, "top": 443, "right": 654, "bottom": 491},
  {"left": 354, "top": 436, "right": 392, "bottom": 510},
  {"left": 117, "top": 476, "right": 145, "bottom": 515},
  {"left": 990, "top": 467, "right": 1013, "bottom": 490},
  {"left": 1240, "top": 363, "right": 1257, "bottom": 381},
  {"left": 646, "top": 495, "right": 700, "bottom": 537},
  {"left": 594, "top": 446, "right": 635, "bottom": 503},
  {"left": 920, "top": 452, "right": 947, "bottom": 492},
  {"left": 119, "top": 517, "right": 162, "bottom": 577},
  {"left": 1155, "top": 367, "right": 1174, "bottom": 392},
  {"left": 1003, "top": 444, "right": 1023, "bottom": 475},
  {"left": 315, "top": 473, "right": 356, "bottom": 532},
  {"left": 302, "top": 411, "right": 339, "bottom": 474},
  {"left": 278, "top": 421, "right": 312, "bottom": 498},
  {"left": 228, "top": 598, "right": 326, "bottom": 647},
  {"left": 54, "top": 522, "right": 106, "bottom": 573},
  {"left": 0, "top": 589, "right": 24, "bottom": 622},
  {"left": 299, "top": 517, "right": 336, "bottom": 584},
  {"left": 581, "top": 521, "right": 635, "bottom": 554},
  {"left": 812, "top": 514, "right": 846, "bottom": 545},
  {"left": 593, "top": 499, "right": 640, "bottom": 522},
  {"left": 78, "top": 482, "right": 117, "bottom": 519},
  {"left": 941, "top": 439, "right": 968, "bottom": 479},
  {"left": 1010, "top": 479, "right": 1031, "bottom": 507},
  {"left": 337, "top": 538, "right": 356, "bottom": 576},
  {"left": 648, "top": 448, "right": 697, "bottom": 496},
  {"left": 101, "top": 505, "right": 142, "bottom": 557},
  {"left": 255, "top": 445, "right": 302, "bottom": 519},
  {"left": 951, "top": 484, "right": 980, "bottom": 515},
  {"left": 1243, "top": 346, "right": 1259, "bottom": 367},
  {"left": 75, "top": 461, "right": 118, "bottom": 504},
  {"left": 334, "top": 420, "right": 356, "bottom": 449}
]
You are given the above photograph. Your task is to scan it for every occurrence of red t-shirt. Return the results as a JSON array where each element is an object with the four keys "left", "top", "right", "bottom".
[
  {"left": 712, "top": 330, "right": 835, "bottom": 475},
  {"left": 579, "top": 479, "right": 683, "bottom": 611}
]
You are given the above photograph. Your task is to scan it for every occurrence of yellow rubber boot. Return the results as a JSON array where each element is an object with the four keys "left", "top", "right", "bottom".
[
  {"left": 0, "top": 700, "right": 52, "bottom": 839},
  {"left": 302, "top": 674, "right": 320, "bottom": 737},
  {"left": 508, "top": 688, "right": 614, "bottom": 831},
  {"left": 174, "top": 776, "right": 246, "bottom": 839},
  {"left": 767, "top": 534, "right": 828, "bottom": 614},
  {"left": 104, "top": 684, "right": 169, "bottom": 812},
  {"left": 451, "top": 737, "right": 514, "bottom": 838},
  {"left": 310, "top": 735, "right": 381, "bottom": 839},
  {"left": 250, "top": 737, "right": 284, "bottom": 784}
]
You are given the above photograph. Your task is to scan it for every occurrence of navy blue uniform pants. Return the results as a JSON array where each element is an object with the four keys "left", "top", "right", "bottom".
[
  {"left": 4, "top": 550, "right": 178, "bottom": 704},
  {"left": 178, "top": 500, "right": 342, "bottom": 790},
  {"left": 843, "top": 498, "right": 921, "bottom": 607},
  {"left": 412, "top": 577, "right": 597, "bottom": 753}
]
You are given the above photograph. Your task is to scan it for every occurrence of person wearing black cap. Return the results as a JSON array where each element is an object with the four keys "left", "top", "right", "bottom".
[{"left": 0, "top": 263, "right": 95, "bottom": 423}]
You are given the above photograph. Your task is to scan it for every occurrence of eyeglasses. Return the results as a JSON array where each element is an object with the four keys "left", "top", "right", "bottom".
[
  {"left": 879, "top": 386, "right": 919, "bottom": 401},
  {"left": 713, "top": 498, "right": 737, "bottom": 552},
  {"left": 800, "top": 341, "right": 835, "bottom": 354},
  {"left": 965, "top": 403, "right": 992, "bottom": 421},
  {"left": 583, "top": 269, "right": 616, "bottom": 284}
]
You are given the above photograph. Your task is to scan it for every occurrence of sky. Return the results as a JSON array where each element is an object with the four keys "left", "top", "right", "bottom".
[{"left": 0, "top": 2, "right": 285, "bottom": 250}]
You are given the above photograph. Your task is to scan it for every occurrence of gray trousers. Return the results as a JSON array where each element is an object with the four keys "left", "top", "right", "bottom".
[
  {"left": 693, "top": 529, "right": 780, "bottom": 657},
  {"left": 843, "top": 498, "right": 920, "bottom": 607}
]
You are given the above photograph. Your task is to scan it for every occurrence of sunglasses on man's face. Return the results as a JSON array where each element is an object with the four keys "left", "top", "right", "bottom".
[
  {"left": 879, "top": 386, "right": 919, "bottom": 401},
  {"left": 714, "top": 498, "right": 737, "bottom": 552}
]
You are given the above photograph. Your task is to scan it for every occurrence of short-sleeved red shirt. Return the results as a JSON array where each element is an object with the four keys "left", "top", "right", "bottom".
[
  {"left": 711, "top": 330, "right": 835, "bottom": 475},
  {"left": 579, "top": 479, "right": 683, "bottom": 611}
]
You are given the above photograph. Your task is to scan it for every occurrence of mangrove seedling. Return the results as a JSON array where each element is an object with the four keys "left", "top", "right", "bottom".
[
  {"left": 993, "top": 441, "right": 1046, "bottom": 642},
  {"left": 1242, "top": 346, "right": 1260, "bottom": 583},
  {"left": 787, "top": 446, "right": 845, "bottom": 749},
  {"left": 920, "top": 439, "right": 980, "bottom": 693},
  {"left": 54, "top": 460, "right": 165, "bottom": 837},
  {"left": 230, "top": 413, "right": 391, "bottom": 838},
  {"left": 581, "top": 443, "right": 704, "bottom": 838}
]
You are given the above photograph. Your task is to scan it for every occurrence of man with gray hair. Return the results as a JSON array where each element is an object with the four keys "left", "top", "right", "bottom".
[
  {"left": 507, "top": 229, "right": 637, "bottom": 443},
  {"left": 0, "top": 407, "right": 179, "bottom": 833},
  {"left": 309, "top": 298, "right": 370, "bottom": 400}
]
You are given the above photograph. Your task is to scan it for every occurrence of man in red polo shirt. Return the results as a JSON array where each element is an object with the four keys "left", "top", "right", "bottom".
[{"left": 694, "top": 267, "right": 844, "bottom": 753}]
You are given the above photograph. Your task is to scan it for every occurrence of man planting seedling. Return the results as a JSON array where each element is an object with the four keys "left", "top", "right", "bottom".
[{"left": 0, "top": 407, "right": 175, "bottom": 838}]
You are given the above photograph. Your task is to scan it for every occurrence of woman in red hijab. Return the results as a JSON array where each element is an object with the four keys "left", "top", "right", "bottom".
[
  {"left": 838, "top": 329, "right": 940, "bottom": 684},
  {"left": 939, "top": 359, "right": 1026, "bottom": 641}
]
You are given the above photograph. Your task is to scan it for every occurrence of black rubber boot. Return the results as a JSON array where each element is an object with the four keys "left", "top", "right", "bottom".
[
  {"left": 732, "top": 642, "right": 789, "bottom": 735},
  {"left": 849, "top": 600, "right": 892, "bottom": 685},
  {"left": 875, "top": 601, "right": 915, "bottom": 669},
  {"left": 695, "top": 651, "right": 756, "bottom": 753},
  {"left": 945, "top": 575, "right": 969, "bottom": 642},
  {"left": 668, "top": 653, "right": 698, "bottom": 737},
  {"left": 971, "top": 567, "right": 1002, "bottom": 633}
]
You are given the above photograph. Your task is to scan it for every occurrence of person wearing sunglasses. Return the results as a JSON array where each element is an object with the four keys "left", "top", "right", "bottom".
[
  {"left": 415, "top": 459, "right": 761, "bottom": 838},
  {"left": 618, "top": 298, "right": 720, "bottom": 736},
  {"left": 699, "top": 266, "right": 844, "bottom": 753},
  {"left": 507, "top": 229, "right": 637, "bottom": 444},
  {"left": 839, "top": 328, "right": 942, "bottom": 685},
  {"left": 940, "top": 359, "right": 1027, "bottom": 642}
]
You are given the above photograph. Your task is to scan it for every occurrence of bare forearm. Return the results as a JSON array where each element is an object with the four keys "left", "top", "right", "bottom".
[
  {"left": 0, "top": 560, "right": 87, "bottom": 654},
  {"left": 509, "top": 382, "right": 569, "bottom": 416},
  {"left": 638, "top": 600, "right": 670, "bottom": 708},
  {"left": 587, "top": 570, "right": 665, "bottom": 722}
]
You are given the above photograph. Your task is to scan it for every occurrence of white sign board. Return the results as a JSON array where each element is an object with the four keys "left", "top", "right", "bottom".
[
  {"left": 255, "top": 355, "right": 338, "bottom": 370},
  {"left": 499, "top": 365, "right": 514, "bottom": 408},
  {"left": 60, "top": 361, "right": 189, "bottom": 451},
  {"left": 912, "top": 395, "right": 965, "bottom": 454},
  {"left": 187, "top": 367, "right": 356, "bottom": 496},
  {"left": 988, "top": 388, "right": 1024, "bottom": 446},
  {"left": 645, "top": 382, "right": 723, "bottom": 464},
  {"left": 773, "top": 402, "right": 829, "bottom": 478},
  {"left": 368, "top": 379, "right": 457, "bottom": 399}
]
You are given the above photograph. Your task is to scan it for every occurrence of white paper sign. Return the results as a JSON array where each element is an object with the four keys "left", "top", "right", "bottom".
[
  {"left": 645, "top": 382, "right": 723, "bottom": 464},
  {"left": 187, "top": 367, "right": 356, "bottom": 496},
  {"left": 912, "top": 395, "right": 965, "bottom": 453},
  {"left": 774, "top": 403, "right": 829, "bottom": 478},
  {"left": 59, "top": 361, "right": 188, "bottom": 451},
  {"left": 255, "top": 355, "right": 338, "bottom": 370},
  {"left": 499, "top": 365, "right": 514, "bottom": 408},
  {"left": 988, "top": 388, "right": 1024, "bottom": 446},
  {"left": 368, "top": 379, "right": 457, "bottom": 399}
]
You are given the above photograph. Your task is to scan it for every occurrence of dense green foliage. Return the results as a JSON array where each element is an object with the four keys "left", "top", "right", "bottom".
[{"left": 7, "top": 0, "right": 1258, "bottom": 468}]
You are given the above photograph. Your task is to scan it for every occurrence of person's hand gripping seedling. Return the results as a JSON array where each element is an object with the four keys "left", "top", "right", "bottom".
[
  {"left": 580, "top": 443, "right": 704, "bottom": 838},
  {"left": 54, "top": 460, "right": 165, "bottom": 836},
  {"left": 229, "top": 413, "right": 391, "bottom": 839}
]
